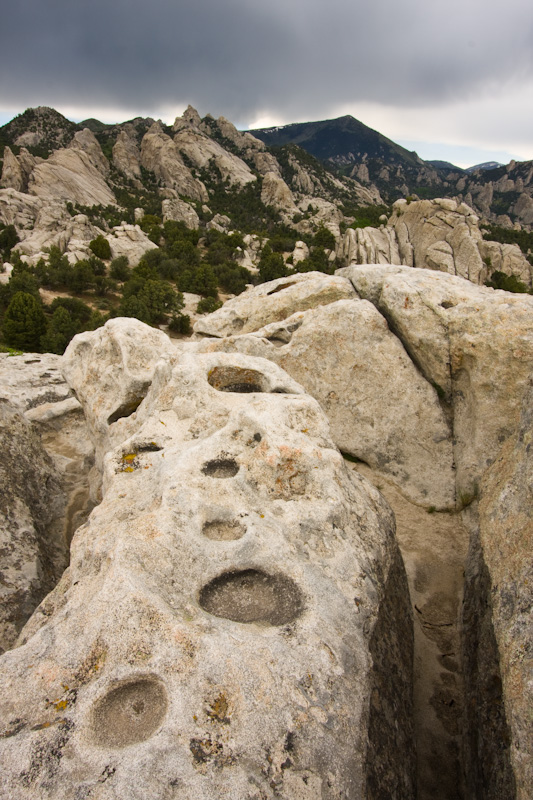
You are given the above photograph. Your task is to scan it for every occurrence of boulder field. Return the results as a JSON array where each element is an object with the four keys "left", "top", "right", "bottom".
[{"left": 0, "top": 265, "right": 532, "bottom": 798}]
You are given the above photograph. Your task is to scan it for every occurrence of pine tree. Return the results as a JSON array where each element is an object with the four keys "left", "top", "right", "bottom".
[{"left": 2, "top": 292, "right": 47, "bottom": 351}]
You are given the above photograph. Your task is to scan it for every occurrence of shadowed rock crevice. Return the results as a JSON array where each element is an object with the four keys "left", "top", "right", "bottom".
[
  {"left": 462, "top": 526, "right": 516, "bottom": 800},
  {"left": 365, "top": 547, "right": 415, "bottom": 800}
]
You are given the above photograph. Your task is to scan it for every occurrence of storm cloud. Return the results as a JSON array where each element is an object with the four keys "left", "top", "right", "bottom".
[{"left": 1, "top": 0, "right": 532, "bottom": 160}]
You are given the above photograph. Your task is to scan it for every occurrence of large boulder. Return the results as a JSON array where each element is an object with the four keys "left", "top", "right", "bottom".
[
  {"left": 193, "top": 271, "right": 356, "bottom": 337},
  {"left": 194, "top": 298, "right": 455, "bottom": 509},
  {"left": 162, "top": 197, "right": 200, "bottom": 229},
  {"left": 339, "top": 225, "right": 401, "bottom": 266},
  {"left": 0, "top": 352, "right": 95, "bottom": 637},
  {"left": 261, "top": 171, "right": 297, "bottom": 212},
  {"left": 0, "top": 325, "right": 414, "bottom": 800},
  {"left": 0, "top": 146, "right": 25, "bottom": 192},
  {"left": 389, "top": 198, "right": 532, "bottom": 287},
  {"left": 340, "top": 264, "right": 533, "bottom": 499},
  {"left": 62, "top": 318, "right": 173, "bottom": 490},
  {"left": 68, "top": 129, "right": 110, "bottom": 176},
  {"left": 105, "top": 223, "right": 158, "bottom": 266}
]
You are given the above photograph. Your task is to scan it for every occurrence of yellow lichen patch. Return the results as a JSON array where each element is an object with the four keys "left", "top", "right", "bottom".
[
  {"left": 54, "top": 699, "right": 68, "bottom": 712},
  {"left": 122, "top": 453, "right": 137, "bottom": 463},
  {"left": 207, "top": 693, "right": 230, "bottom": 724},
  {"left": 123, "top": 466, "right": 135, "bottom": 473}
]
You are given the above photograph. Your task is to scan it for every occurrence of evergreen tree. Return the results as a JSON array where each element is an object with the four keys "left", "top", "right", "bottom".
[
  {"left": 2, "top": 292, "right": 47, "bottom": 351},
  {"left": 40, "top": 306, "right": 77, "bottom": 354}
]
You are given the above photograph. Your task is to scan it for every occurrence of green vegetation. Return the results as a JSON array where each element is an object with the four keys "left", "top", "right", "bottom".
[
  {"left": 485, "top": 271, "right": 530, "bottom": 294},
  {"left": 89, "top": 235, "right": 112, "bottom": 260},
  {"left": 0, "top": 224, "right": 19, "bottom": 261},
  {"left": 481, "top": 224, "right": 533, "bottom": 265},
  {"left": 343, "top": 204, "right": 391, "bottom": 229},
  {"left": 2, "top": 292, "right": 47, "bottom": 350}
]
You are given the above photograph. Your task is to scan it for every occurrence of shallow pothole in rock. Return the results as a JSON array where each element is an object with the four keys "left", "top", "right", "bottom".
[
  {"left": 202, "top": 458, "right": 240, "bottom": 478},
  {"left": 107, "top": 387, "right": 150, "bottom": 425},
  {"left": 202, "top": 519, "right": 246, "bottom": 541},
  {"left": 199, "top": 569, "right": 304, "bottom": 625},
  {"left": 208, "top": 366, "right": 265, "bottom": 393},
  {"left": 89, "top": 677, "right": 168, "bottom": 747}
]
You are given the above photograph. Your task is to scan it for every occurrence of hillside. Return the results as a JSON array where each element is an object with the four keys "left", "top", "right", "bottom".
[
  {"left": 251, "top": 115, "right": 533, "bottom": 226},
  {"left": 0, "top": 104, "right": 532, "bottom": 360}
]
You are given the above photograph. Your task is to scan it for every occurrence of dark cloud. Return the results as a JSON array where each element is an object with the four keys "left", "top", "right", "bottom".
[{"left": 1, "top": 0, "right": 532, "bottom": 123}]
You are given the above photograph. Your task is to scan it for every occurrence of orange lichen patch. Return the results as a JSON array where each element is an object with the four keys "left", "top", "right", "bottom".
[{"left": 206, "top": 693, "right": 230, "bottom": 724}]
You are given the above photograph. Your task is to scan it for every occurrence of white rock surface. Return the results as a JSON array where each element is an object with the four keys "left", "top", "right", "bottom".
[
  {"left": 0, "top": 324, "right": 414, "bottom": 799},
  {"left": 193, "top": 271, "right": 356, "bottom": 337},
  {"left": 389, "top": 198, "right": 532, "bottom": 287},
  {"left": 0, "top": 146, "right": 25, "bottom": 191},
  {"left": 479, "top": 385, "right": 533, "bottom": 800},
  {"left": 68, "top": 128, "right": 110, "bottom": 176},
  {"left": 261, "top": 171, "right": 297, "bottom": 211},
  {"left": 105, "top": 223, "right": 158, "bottom": 266},
  {"left": 162, "top": 197, "right": 200, "bottom": 229},
  {"left": 27, "top": 148, "right": 116, "bottom": 206},
  {"left": 194, "top": 298, "right": 455, "bottom": 509},
  {"left": 339, "top": 226, "right": 401, "bottom": 266},
  {"left": 173, "top": 128, "right": 257, "bottom": 188},
  {"left": 340, "top": 264, "right": 533, "bottom": 497},
  {"left": 140, "top": 123, "right": 208, "bottom": 202},
  {"left": 112, "top": 130, "right": 142, "bottom": 183}
]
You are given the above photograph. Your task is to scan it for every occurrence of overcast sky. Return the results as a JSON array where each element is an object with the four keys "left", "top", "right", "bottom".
[{"left": 1, "top": 0, "right": 532, "bottom": 168}]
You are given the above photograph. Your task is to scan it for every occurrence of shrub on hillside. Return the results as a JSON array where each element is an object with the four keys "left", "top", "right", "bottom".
[{"left": 89, "top": 235, "right": 112, "bottom": 260}]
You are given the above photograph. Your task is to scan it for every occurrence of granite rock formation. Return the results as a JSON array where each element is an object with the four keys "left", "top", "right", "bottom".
[{"left": 0, "top": 322, "right": 414, "bottom": 800}]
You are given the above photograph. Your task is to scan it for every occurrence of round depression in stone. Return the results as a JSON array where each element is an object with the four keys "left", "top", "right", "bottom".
[
  {"left": 202, "top": 519, "right": 246, "bottom": 541},
  {"left": 202, "top": 458, "right": 239, "bottom": 478},
  {"left": 199, "top": 569, "right": 304, "bottom": 625},
  {"left": 89, "top": 677, "right": 168, "bottom": 748},
  {"left": 208, "top": 366, "right": 265, "bottom": 393}
]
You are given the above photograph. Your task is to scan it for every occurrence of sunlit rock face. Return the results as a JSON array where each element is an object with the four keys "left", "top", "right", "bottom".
[{"left": 0, "top": 320, "right": 414, "bottom": 800}]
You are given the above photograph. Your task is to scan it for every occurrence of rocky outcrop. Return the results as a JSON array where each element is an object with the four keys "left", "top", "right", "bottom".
[
  {"left": 195, "top": 297, "right": 455, "bottom": 509},
  {"left": 0, "top": 146, "right": 25, "bottom": 192},
  {"left": 15, "top": 204, "right": 101, "bottom": 263},
  {"left": 105, "top": 223, "right": 158, "bottom": 266},
  {"left": 339, "top": 225, "right": 401, "bottom": 266},
  {"left": 27, "top": 148, "right": 116, "bottom": 206},
  {"left": 173, "top": 127, "right": 257, "bottom": 188},
  {"left": 0, "top": 321, "right": 414, "bottom": 799},
  {"left": 476, "top": 382, "right": 533, "bottom": 800},
  {"left": 112, "top": 130, "right": 142, "bottom": 183},
  {"left": 62, "top": 318, "right": 172, "bottom": 491},
  {"left": 0, "top": 352, "right": 95, "bottom": 653},
  {"left": 389, "top": 198, "right": 532, "bottom": 286},
  {"left": 0, "top": 401, "right": 64, "bottom": 653},
  {"left": 260, "top": 171, "right": 296, "bottom": 212},
  {"left": 0, "top": 187, "right": 43, "bottom": 232},
  {"left": 140, "top": 123, "right": 208, "bottom": 202},
  {"left": 162, "top": 197, "right": 200, "bottom": 228},
  {"left": 68, "top": 129, "right": 109, "bottom": 176},
  {"left": 193, "top": 271, "right": 356, "bottom": 337},
  {"left": 340, "top": 264, "right": 533, "bottom": 500}
]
